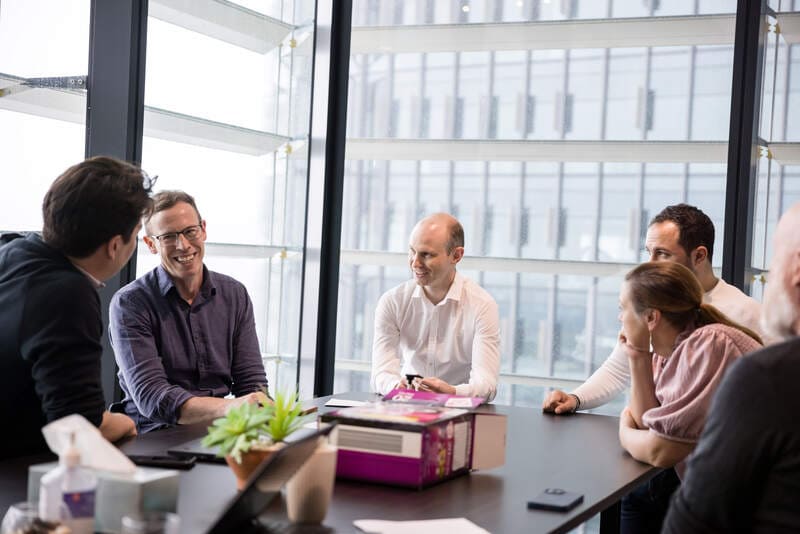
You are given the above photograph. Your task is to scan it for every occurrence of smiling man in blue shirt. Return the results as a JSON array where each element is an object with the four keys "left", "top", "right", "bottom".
[{"left": 110, "top": 190, "right": 268, "bottom": 433}]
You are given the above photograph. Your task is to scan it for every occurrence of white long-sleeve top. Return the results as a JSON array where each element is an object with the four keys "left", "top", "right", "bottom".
[
  {"left": 573, "top": 277, "right": 763, "bottom": 409},
  {"left": 370, "top": 273, "right": 501, "bottom": 401}
]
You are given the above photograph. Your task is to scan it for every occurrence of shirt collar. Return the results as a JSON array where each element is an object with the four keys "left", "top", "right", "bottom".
[
  {"left": 73, "top": 264, "right": 105, "bottom": 289},
  {"left": 155, "top": 264, "right": 216, "bottom": 298},
  {"left": 411, "top": 272, "right": 463, "bottom": 304}
]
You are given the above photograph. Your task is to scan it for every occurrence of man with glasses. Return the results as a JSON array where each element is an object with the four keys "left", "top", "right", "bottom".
[
  {"left": 109, "top": 191, "right": 268, "bottom": 433},
  {"left": 0, "top": 157, "right": 150, "bottom": 458}
]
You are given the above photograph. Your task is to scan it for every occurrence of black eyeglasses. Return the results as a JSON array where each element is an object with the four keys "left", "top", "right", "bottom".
[{"left": 150, "top": 224, "right": 203, "bottom": 246}]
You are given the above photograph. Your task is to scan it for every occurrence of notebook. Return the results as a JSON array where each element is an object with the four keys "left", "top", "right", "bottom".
[{"left": 205, "top": 424, "right": 335, "bottom": 534}]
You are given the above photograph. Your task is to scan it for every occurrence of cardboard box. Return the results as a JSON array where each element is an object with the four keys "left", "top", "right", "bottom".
[
  {"left": 28, "top": 463, "right": 179, "bottom": 534},
  {"left": 321, "top": 395, "right": 506, "bottom": 489}
]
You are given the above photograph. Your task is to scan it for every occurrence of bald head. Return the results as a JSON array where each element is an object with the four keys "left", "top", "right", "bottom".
[
  {"left": 761, "top": 203, "right": 800, "bottom": 339},
  {"left": 411, "top": 213, "right": 464, "bottom": 254},
  {"left": 408, "top": 213, "right": 465, "bottom": 299}
]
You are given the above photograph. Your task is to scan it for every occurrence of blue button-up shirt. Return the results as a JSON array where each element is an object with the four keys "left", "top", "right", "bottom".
[{"left": 110, "top": 265, "right": 267, "bottom": 433}]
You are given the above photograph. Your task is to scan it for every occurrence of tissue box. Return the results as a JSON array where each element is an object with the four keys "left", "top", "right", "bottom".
[
  {"left": 321, "top": 402, "right": 506, "bottom": 489},
  {"left": 28, "top": 463, "right": 179, "bottom": 534}
]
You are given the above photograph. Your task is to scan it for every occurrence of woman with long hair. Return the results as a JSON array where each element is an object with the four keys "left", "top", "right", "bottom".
[{"left": 616, "top": 261, "right": 762, "bottom": 533}]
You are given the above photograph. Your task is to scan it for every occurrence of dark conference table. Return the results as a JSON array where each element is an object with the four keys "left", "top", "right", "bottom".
[{"left": 1, "top": 394, "right": 659, "bottom": 534}]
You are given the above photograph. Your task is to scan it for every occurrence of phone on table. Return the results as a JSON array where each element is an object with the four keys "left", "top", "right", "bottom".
[
  {"left": 127, "top": 454, "right": 196, "bottom": 470},
  {"left": 405, "top": 374, "right": 424, "bottom": 390},
  {"left": 527, "top": 488, "right": 584, "bottom": 512}
]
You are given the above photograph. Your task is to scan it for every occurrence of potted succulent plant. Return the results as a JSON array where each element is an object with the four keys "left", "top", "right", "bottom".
[{"left": 202, "top": 390, "right": 307, "bottom": 490}]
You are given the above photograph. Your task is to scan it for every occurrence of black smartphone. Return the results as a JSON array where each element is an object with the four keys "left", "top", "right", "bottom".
[
  {"left": 405, "top": 374, "right": 423, "bottom": 383},
  {"left": 127, "top": 454, "right": 196, "bottom": 470},
  {"left": 527, "top": 488, "right": 584, "bottom": 512}
]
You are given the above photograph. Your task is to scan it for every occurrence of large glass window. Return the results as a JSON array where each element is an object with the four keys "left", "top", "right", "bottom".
[
  {"left": 335, "top": 0, "right": 740, "bottom": 414},
  {"left": 138, "top": 0, "right": 316, "bottom": 391},
  {"left": 0, "top": 0, "right": 90, "bottom": 231},
  {"left": 751, "top": 0, "right": 800, "bottom": 301}
]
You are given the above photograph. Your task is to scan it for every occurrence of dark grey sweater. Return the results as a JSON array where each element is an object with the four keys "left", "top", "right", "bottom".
[
  {"left": 0, "top": 234, "right": 105, "bottom": 459},
  {"left": 663, "top": 336, "right": 800, "bottom": 533}
]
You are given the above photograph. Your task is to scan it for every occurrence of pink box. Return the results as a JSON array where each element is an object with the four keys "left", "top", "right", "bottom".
[{"left": 321, "top": 399, "right": 506, "bottom": 490}]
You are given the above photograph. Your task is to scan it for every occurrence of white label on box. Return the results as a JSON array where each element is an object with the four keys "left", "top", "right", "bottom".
[
  {"left": 333, "top": 425, "right": 423, "bottom": 458},
  {"left": 444, "top": 398, "right": 475, "bottom": 408},
  {"left": 452, "top": 422, "right": 469, "bottom": 470}
]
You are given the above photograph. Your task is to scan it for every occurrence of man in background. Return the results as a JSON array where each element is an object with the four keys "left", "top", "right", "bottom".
[
  {"left": 663, "top": 202, "right": 800, "bottom": 532},
  {"left": 371, "top": 213, "right": 500, "bottom": 401},
  {"left": 543, "top": 203, "right": 762, "bottom": 414},
  {"left": 110, "top": 191, "right": 268, "bottom": 433},
  {"left": 0, "top": 156, "right": 152, "bottom": 458}
]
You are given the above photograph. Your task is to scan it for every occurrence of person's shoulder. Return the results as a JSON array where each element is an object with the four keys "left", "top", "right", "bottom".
[
  {"left": 206, "top": 270, "right": 255, "bottom": 305},
  {"left": 691, "top": 323, "right": 762, "bottom": 354},
  {"left": 114, "top": 266, "right": 160, "bottom": 301},
  {"left": 381, "top": 279, "right": 417, "bottom": 299},
  {"left": 374, "top": 279, "right": 416, "bottom": 313},
  {"left": 711, "top": 278, "right": 761, "bottom": 309},
  {"left": 741, "top": 337, "right": 800, "bottom": 374},
  {"left": 207, "top": 269, "right": 246, "bottom": 290},
  {"left": 459, "top": 274, "right": 498, "bottom": 306},
  {"left": 22, "top": 251, "right": 94, "bottom": 301}
]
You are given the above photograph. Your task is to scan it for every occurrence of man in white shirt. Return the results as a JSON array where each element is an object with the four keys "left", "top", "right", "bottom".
[
  {"left": 543, "top": 203, "right": 762, "bottom": 414},
  {"left": 370, "top": 213, "right": 501, "bottom": 401}
]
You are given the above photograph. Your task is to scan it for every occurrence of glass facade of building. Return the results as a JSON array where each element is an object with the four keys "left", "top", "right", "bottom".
[
  {"left": 0, "top": 0, "right": 798, "bottom": 411},
  {"left": 333, "top": 0, "right": 800, "bottom": 413}
]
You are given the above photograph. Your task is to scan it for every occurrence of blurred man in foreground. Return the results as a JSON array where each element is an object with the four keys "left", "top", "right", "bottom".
[{"left": 663, "top": 203, "right": 800, "bottom": 532}]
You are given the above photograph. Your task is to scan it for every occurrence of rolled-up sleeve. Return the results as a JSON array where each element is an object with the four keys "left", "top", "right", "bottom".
[
  {"left": 371, "top": 293, "right": 403, "bottom": 395},
  {"left": 454, "top": 298, "right": 500, "bottom": 401},
  {"left": 230, "top": 288, "right": 267, "bottom": 396},
  {"left": 109, "top": 291, "right": 193, "bottom": 426}
]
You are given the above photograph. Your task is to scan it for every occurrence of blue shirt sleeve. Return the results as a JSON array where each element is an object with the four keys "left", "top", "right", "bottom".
[
  {"left": 109, "top": 290, "right": 194, "bottom": 426},
  {"left": 229, "top": 286, "right": 268, "bottom": 396}
]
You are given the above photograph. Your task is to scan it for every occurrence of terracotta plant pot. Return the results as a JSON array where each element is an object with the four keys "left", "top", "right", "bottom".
[{"left": 226, "top": 443, "right": 284, "bottom": 490}]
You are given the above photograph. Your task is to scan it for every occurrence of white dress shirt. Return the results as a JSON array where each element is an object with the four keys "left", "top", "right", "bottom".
[
  {"left": 370, "top": 272, "right": 501, "bottom": 401},
  {"left": 572, "top": 277, "right": 763, "bottom": 409}
]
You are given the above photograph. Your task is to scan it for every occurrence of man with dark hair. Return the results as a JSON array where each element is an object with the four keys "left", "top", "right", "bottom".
[
  {"left": 0, "top": 156, "right": 152, "bottom": 458},
  {"left": 543, "top": 203, "right": 762, "bottom": 414},
  {"left": 650, "top": 203, "right": 715, "bottom": 260},
  {"left": 663, "top": 203, "right": 800, "bottom": 533},
  {"left": 371, "top": 213, "right": 500, "bottom": 401},
  {"left": 109, "top": 190, "right": 268, "bottom": 433}
]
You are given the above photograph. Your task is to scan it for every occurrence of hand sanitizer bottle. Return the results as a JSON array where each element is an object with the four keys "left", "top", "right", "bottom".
[{"left": 39, "top": 432, "right": 97, "bottom": 534}]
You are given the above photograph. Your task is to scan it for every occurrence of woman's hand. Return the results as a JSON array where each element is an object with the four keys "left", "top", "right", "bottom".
[
  {"left": 619, "top": 406, "right": 640, "bottom": 431},
  {"left": 618, "top": 329, "right": 651, "bottom": 360}
]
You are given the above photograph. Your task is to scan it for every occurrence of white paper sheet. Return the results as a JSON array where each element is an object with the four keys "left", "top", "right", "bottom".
[
  {"left": 324, "top": 398, "right": 368, "bottom": 407},
  {"left": 354, "top": 518, "right": 491, "bottom": 534}
]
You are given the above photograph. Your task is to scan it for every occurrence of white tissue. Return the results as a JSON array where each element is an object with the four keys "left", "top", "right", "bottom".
[{"left": 42, "top": 414, "right": 136, "bottom": 474}]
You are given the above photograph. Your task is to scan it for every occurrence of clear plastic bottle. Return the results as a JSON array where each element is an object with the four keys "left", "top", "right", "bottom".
[{"left": 38, "top": 432, "right": 97, "bottom": 534}]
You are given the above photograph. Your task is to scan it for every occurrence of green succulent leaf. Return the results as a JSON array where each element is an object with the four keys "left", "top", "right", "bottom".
[{"left": 202, "top": 389, "right": 309, "bottom": 464}]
